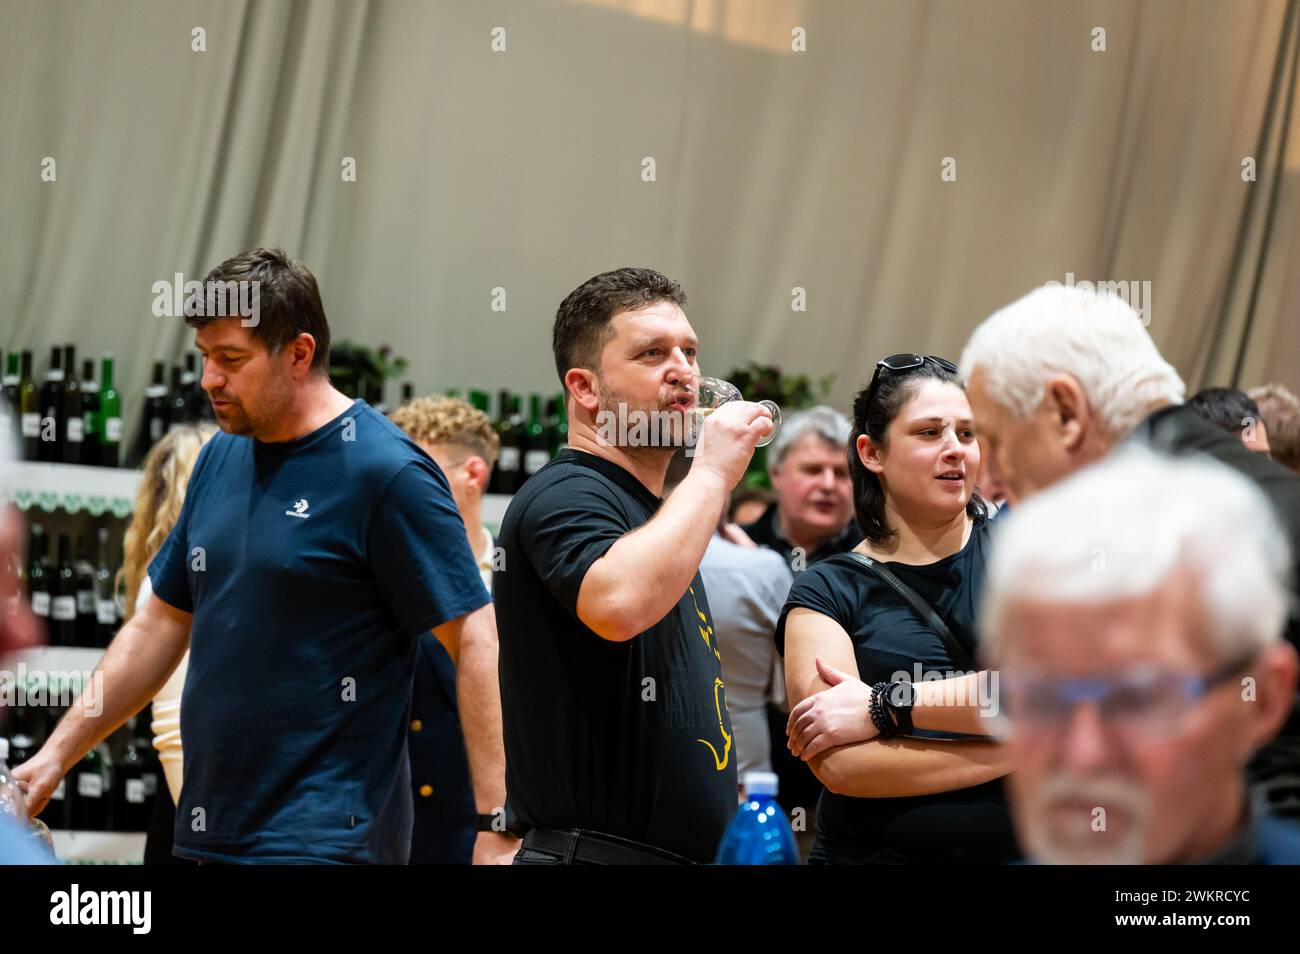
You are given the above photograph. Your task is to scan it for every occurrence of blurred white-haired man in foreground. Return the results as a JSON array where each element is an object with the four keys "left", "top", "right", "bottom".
[
  {"left": 961, "top": 283, "right": 1300, "bottom": 819},
  {"left": 982, "top": 447, "right": 1300, "bottom": 864}
]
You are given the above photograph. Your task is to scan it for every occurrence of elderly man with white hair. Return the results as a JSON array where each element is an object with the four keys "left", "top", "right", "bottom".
[
  {"left": 961, "top": 283, "right": 1300, "bottom": 817},
  {"left": 983, "top": 448, "right": 1300, "bottom": 863}
]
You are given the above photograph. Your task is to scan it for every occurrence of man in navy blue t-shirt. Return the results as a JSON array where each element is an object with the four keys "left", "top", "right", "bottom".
[{"left": 15, "top": 248, "right": 510, "bottom": 863}]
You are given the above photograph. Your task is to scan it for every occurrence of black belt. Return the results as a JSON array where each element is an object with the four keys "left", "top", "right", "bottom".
[{"left": 521, "top": 828, "right": 697, "bottom": 865}]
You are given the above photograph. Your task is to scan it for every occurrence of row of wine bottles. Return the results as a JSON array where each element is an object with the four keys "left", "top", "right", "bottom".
[
  {"left": 0, "top": 346, "right": 212, "bottom": 469},
  {"left": 2, "top": 711, "right": 161, "bottom": 832},
  {"left": 10, "top": 524, "right": 123, "bottom": 649},
  {"left": 2, "top": 342, "right": 573, "bottom": 489},
  {"left": 2, "top": 347, "right": 124, "bottom": 467},
  {"left": 486, "top": 391, "right": 569, "bottom": 496},
  {"left": 391, "top": 387, "right": 570, "bottom": 496}
]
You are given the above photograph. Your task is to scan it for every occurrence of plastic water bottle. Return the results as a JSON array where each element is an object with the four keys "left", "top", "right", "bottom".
[
  {"left": 0, "top": 738, "right": 28, "bottom": 821},
  {"left": 714, "top": 771, "right": 799, "bottom": 865}
]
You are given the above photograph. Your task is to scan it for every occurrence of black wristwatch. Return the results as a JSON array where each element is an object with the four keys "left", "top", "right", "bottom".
[{"left": 884, "top": 680, "right": 917, "bottom": 735}]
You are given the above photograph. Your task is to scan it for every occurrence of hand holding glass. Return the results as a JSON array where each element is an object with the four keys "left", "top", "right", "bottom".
[{"left": 690, "top": 377, "right": 781, "bottom": 448}]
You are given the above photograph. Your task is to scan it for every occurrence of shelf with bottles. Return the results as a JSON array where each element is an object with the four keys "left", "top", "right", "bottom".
[
  {"left": 14, "top": 519, "right": 127, "bottom": 652},
  {"left": 2, "top": 344, "right": 212, "bottom": 478},
  {"left": 2, "top": 706, "right": 161, "bottom": 849}
]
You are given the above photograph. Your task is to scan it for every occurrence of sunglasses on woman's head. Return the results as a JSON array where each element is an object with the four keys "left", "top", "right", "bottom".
[{"left": 865, "top": 353, "right": 959, "bottom": 409}]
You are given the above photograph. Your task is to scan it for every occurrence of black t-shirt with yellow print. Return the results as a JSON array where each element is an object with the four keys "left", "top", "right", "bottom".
[{"left": 495, "top": 448, "right": 738, "bottom": 862}]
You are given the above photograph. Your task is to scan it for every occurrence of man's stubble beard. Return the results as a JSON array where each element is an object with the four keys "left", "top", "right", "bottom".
[{"left": 596, "top": 377, "right": 681, "bottom": 457}]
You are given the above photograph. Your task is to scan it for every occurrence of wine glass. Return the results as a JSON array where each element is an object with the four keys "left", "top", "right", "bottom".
[{"left": 690, "top": 376, "right": 782, "bottom": 448}]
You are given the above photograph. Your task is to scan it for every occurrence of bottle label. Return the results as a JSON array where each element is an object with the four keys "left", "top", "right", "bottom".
[
  {"left": 524, "top": 450, "right": 550, "bottom": 474},
  {"left": 105, "top": 417, "right": 122, "bottom": 441},
  {"left": 96, "top": 598, "right": 117, "bottom": 625},
  {"left": 52, "top": 595, "right": 77, "bottom": 621},
  {"left": 77, "top": 590, "right": 95, "bottom": 614},
  {"left": 51, "top": 779, "right": 65, "bottom": 801},
  {"left": 149, "top": 418, "right": 164, "bottom": 442},
  {"left": 143, "top": 773, "right": 158, "bottom": 797},
  {"left": 77, "top": 773, "right": 104, "bottom": 799},
  {"left": 498, "top": 447, "right": 521, "bottom": 472},
  {"left": 126, "top": 779, "right": 146, "bottom": 804},
  {"left": 83, "top": 413, "right": 94, "bottom": 436},
  {"left": 21, "top": 413, "right": 39, "bottom": 438},
  {"left": 67, "top": 417, "right": 84, "bottom": 443},
  {"left": 31, "top": 592, "right": 50, "bottom": 617}
]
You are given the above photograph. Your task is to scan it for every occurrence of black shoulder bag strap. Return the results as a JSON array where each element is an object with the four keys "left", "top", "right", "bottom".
[{"left": 845, "top": 552, "right": 977, "bottom": 672}]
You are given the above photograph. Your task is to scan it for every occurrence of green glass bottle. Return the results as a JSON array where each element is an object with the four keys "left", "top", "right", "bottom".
[
  {"left": 1, "top": 352, "right": 18, "bottom": 445},
  {"left": 98, "top": 355, "right": 122, "bottom": 468},
  {"left": 19, "top": 351, "right": 39, "bottom": 461},
  {"left": 521, "top": 394, "right": 548, "bottom": 485}
]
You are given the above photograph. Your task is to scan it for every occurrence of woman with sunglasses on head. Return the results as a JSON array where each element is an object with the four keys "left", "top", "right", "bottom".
[{"left": 776, "top": 354, "right": 1020, "bottom": 864}]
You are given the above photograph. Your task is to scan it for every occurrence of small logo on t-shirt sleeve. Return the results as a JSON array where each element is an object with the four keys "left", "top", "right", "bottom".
[{"left": 285, "top": 498, "right": 311, "bottom": 519}]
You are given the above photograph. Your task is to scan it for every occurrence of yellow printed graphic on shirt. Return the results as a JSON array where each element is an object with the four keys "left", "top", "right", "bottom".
[
  {"left": 689, "top": 585, "right": 721, "bottom": 660},
  {"left": 696, "top": 677, "right": 733, "bottom": 771},
  {"left": 689, "top": 585, "right": 731, "bottom": 770}
]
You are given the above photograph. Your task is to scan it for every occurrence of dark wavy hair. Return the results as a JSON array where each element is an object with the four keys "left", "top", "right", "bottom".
[{"left": 848, "top": 357, "right": 985, "bottom": 548}]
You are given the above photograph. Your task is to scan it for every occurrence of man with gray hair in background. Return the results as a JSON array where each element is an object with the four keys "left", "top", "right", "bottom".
[
  {"left": 739, "top": 405, "right": 858, "bottom": 571},
  {"left": 982, "top": 448, "right": 1300, "bottom": 863},
  {"left": 960, "top": 283, "right": 1300, "bottom": 817}
]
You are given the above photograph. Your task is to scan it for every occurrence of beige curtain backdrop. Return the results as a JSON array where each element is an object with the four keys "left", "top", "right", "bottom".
[{"left": 2, "top": 0, "right": 1296, "bottom": 439}]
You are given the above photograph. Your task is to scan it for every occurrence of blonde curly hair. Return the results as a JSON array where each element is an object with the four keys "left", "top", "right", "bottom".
[
  {"left": 390, "top": 396, "right": 500, "bottom": 468},
  {"left": 117, "top": 423, "right": 218, "bottom": 620}
]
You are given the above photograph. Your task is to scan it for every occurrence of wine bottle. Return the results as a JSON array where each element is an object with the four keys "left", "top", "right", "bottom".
[
  {"left": 1, "top": 352, "right": 17, "bottom": 443},
  {"left": 135, "top": 360, "right": 168, "bottom": 463},
  {"left": 167, "top": 365, "right": 191, "bottom": 432},
  {"left": 181, "top": 353, "right": 199, "bottom": 412},
  {"left": 79, "top": 358, "right": 101, "bottom": 466},
  {"left": 19, "top": 351, "right": 39, "bottom": 461},
  {"left": 68, "top": 741, "right": 112, "bottom": 831},
  {"left": 98, "top": 354, "right": 122, "bottom": 468},
  {"left": 94, "top": 527, "right": 118, "bottom": 647},
  {"left": 545, "top": 394, "right": 566, "bottom": 459},
  {"left": 4, "top": 545, "right": 21, "bottom": 620},
  {"left": 37, "top": 346, "right": 64, "bottom": 462},
  {"left": 492, "top": 392, "right": 524, "bottom": 495},
  {"left": 111, "top": 719, "right": 157, "bottom": 832},
  {"left": 50, "top": 534, "right": 78, "bottom": 647},
  {"left": 521, "top": 394, "right": 549, "bottom": 486},
  {"left": 488, "top": 390, "right": 514, "bottom": 494},
  {"left": 61, "top": 345, "right": 83, "bottom": 464},
  {"left": 73, "top": 534, "right": 97, "bottom": 648},
  {"left": 26, "top": 523, "right": 50, "bottom": 623},
  {"left": 36, "top": 707, "right": 68, "bottom": 829}
]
